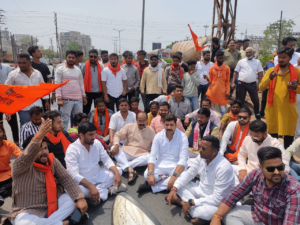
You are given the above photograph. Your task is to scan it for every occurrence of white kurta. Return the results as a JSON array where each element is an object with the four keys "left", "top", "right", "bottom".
[
  {"left": 174, "top": 153, "right": 235, "bottom": 220},
  {"left": 144, "top": 128, "right": 189, "bottom": 193},
  {"left": 65, "top": 139, "right": 122, "bottom": 201}
]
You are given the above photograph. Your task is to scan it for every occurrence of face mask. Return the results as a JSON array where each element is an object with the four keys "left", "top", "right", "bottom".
[{"left": 247, "top": 55, "right": 254, "bottom": 60}]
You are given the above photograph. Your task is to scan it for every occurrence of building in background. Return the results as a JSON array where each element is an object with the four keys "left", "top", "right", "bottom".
[{"left": 60, "top": 31, "right": 92, "bottom": 56}]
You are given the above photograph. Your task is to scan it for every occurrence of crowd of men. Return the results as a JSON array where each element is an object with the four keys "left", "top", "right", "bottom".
[{"left": 1, "top": 35, "right": 300, "bottom": 225}]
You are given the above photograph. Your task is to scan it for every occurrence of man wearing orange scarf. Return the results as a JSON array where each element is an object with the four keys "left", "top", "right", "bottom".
[
  {"left": 88, "top": 98, "right": 114, "bottom": 143},
  {"left": 81, "top": 49, "right": 104, "bottom": 114},
  {"left": 259, "top": 46, "right": 300, "bottom": 149},
  {"left": 10, "top": 118, "right": 88, "bottom": 225},
  {"left": 165, "top": 53, "right": 184, "bottom": 88},
  {"left": 43, "top": 110, "right": 74, "bottom": 168},
  {"left": 101, "top": 53, "right": 128, "bottom": 112}
]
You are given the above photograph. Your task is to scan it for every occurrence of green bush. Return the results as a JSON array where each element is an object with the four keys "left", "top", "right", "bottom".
[{"left": 163, "top": 58, "right": 173, "bottom": 63}]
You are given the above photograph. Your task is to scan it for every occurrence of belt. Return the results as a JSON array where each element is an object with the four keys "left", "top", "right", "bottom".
[
  {"left": 62, "top": 99, "right": 80, "bottom": 101},
  {"left": 238, "top": 81, "right": 256, "bottom": 85}
]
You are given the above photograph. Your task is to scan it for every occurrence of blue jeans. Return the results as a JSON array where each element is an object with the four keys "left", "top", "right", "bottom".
[
  {"left": 18, "top": 110, "right": 30, "bottom": 127},
  {"left": 213, "top": 104, "right": 227, "bottom": 117},
  {"left": 61, "top": 100, "right": 83, "bottom": 131},
  {"left": 185, "top": 96, "right": 199, "bottom": 111},
  {"left": 290, "top": 161, "right": 300, "bottom": 182},
  {"left": 198, "top": 84, "right": 209, "bottom": 106}
]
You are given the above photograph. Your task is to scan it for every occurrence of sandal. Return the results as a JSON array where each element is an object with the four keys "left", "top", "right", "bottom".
[{"left": 128, "top": 170, "right": 138, "bottom": 184}]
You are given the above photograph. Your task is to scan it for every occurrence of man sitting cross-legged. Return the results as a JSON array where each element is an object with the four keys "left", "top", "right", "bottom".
[
  {"left": 165, "top": 136, "right": 235, "bottom": 224},
  {"left": 65, "top": 122, "right": 126, "bottom": 206},
  {"left": 10, "top": 118, "right": 88, "bottom": 225},
  {"left": 110, "top": 111, "right": 156, "bottom": 183},
  {"left": 138, "top": 114, "right": 188, "bottom": 193}
]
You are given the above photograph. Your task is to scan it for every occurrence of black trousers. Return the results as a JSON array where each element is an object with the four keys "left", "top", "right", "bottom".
[
  {"left": 145, "top": 94, "right": 160, "bottom": 113},
  {"left": 0, "top": 178, "right": 12, "bottom": 198},
  {"left": 126, "top": 92, "right": 136, "bottom": 102},
  {"left": 0, "top": 113, "right": 19, "bottom": 142},
  {"left": 238, "top": 81, "right": 260, "bottom": 115},
  {"left": 83, "top": 92, "right": 102, "bottom": 114},
  {"left": 106, "top": 94, "right": 126, "bottom": 112},
  {"left": 260, "top": 89, "right": 268, "bottom": 117},
  {"left": 270, "top": 133, "right": 294, "bottom": 149}
]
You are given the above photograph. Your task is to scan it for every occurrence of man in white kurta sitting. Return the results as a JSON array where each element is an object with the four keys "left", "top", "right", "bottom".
[
  {"left": 65, "top": 122, "right": 126, "bottom": 206},
  {"left": 165, "top": 135, "right": 235, "bottom": 224},
  {"left": 110, "top": 112, "right": 156, "bottom": 184},
  {"left": 137, "top": 114, "right": 189, "bottom": 193}
]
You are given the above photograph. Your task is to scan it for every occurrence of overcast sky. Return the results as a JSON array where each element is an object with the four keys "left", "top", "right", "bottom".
[{"left": 1, "top": 0, "right": 300, "bottom": 54}]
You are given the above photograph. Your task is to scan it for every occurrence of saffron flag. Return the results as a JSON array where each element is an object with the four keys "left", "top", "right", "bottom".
[
  {"left": 188, "top": 24, "right": 208, "bottom": 52},
  {"left": 0, "top": 80, "right": 69, "bottom": 114}
]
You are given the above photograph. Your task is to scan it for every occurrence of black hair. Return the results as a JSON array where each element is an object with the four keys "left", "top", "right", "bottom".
[
  {"left": 164, "top": 114, "right": 177, "bottom": 124},
  {"left": 101, "top": 50, "right": 108, "bottom": 55},
  {"left": 74, "top": 112, "right": 88, "bottom": 126},
  {"left": 249, "top": 120, "right": 267, "bottom": 133},
  {"left": 130, "top": 97, "right": 140, "bottom": 104},
  {"left": 150, "top": 54, "right": 159, "bottom": 60},
  {"left": 27, "top": 46, "right": 39, "bottom": 56},
  {"left": 236, "top": 40, "right": 243, "bottom": 44},
  {"left": 277, "top": 46, "right": 294, "bottom": 58},
  {"left": 149, "top": 101, "right": 159, "bottom": 108},
  {"left": 230, "top": 99, "right": 242, "bottom": 107},
  {"left": 119, "top": 98, "right": 129, "bottom": 105},
  {"left": 202, "top": 135, "right": 220, "bottom": 151},
  {"left": 78, "top": 121, "right": 97, "bottom": 135},
  {"left": 76, "top": 51, "right": 84, "bottom": 57},
  {"left": 242, "top": 39, "right": 250, "bottom": 43},
  {"left": 202, "top": 50, "right": 210, "bottom": 56},
  {"left": 95, "top": 98, "right": 105, "bottom": 105},
  {"left": 202, "top": 98, "right": 211, "bottom": 105},
  {"left": 109, "top": 53, "right": 119, "bottom": 59},
  {"left": 187, "top": 59, "right": 197, "bottom": 66},
  {"left": 295, "top": 48, "right": 300, "bottom": 53},
  {"left": 123, "top": 51, "right": 133, "bottom": 58},
  {"left": 17, "top": 53, "right": 30, "bottom": 61},
  {"left": 239, "top": 108, "right": 252, "bottom": 117},
  {"left": 175, "top": 51, "right": 183, "bottom": 56},
  {"left": 159, "top": 101, "right": 170, "bottom": 109},
  {"left": 216, "top": 50, "right": 224, "bottom": 57},
  {"left": 172, "top": 53, "right": 182, "bottom": 61},
  {"left": 0, "top": 124, "right": 7, "bottom": 140},
  {"left": 43, "top": 110, "right": 61, "bottom": 121},
  {"left": 282, "top": 37, "right": 297, "bottom": 46},
  {"left": 174, "top": 84, "right": 183, "bottom": 90},
  {"left": 89, "top": 49, "right": 98, "bottom": 55},
  {"left": 212, "top": 37, "right": 219, "bottom": 45},
  {"left": 22, "top": 134, "right": 47, "bottom": 149},
  {"left": 29, "top": 106, "right": 43, "bottom": 116},
  {"left": 137, "top": 50, "right": 147, "bottom": 56},
  {"left": 227, "top": 39, "right": 236, "bottom": 46},
  {"left": 167, "top": 85, "right": 175, "bottom": 95},
  {"left": 66, "top": 50, "right": 77, "bottom": 57},
  {"left": 136, "top": 111, "right": 147, "bottom": 119},
  {"left": 198, "top": 108, "right": 211, "bottom": 117},
  {"left": 257, "top": 146, "right": 282, "bottom": 165}
]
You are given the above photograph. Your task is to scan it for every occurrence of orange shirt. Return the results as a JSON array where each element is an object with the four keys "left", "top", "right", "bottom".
[{"left": 0, "top": 140, "right": 22, "bottom": 182}]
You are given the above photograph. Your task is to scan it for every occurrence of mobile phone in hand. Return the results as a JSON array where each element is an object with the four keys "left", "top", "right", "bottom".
[{"left": 71, "top": 209, "right": 82, "bottom": 223}]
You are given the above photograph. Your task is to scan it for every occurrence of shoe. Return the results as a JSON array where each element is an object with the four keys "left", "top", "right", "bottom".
[
  {"left": 0, "top": 196, "right": 4, "bottom": 207},
  {"left": 242, "top": 195, "right": 254, "bottom": 206},
  {"left": 137, "top": 182, "right": 152, "bottom": 193},
  {"left": 109, "top": 183, "right": 127, "bottom": 195},
  {"left": 255, "top": 113, "right": 261, "bottom": 120},
  {"left": 191, "top": 218, "right": 211, "bottom": 225}
]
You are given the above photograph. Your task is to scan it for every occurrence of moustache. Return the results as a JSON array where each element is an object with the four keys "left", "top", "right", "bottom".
[{"left": 166, "top": 129, "right": 173, "bottom": 132}]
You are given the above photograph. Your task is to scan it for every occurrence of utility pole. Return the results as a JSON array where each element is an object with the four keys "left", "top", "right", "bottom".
[
  {"left": 0, "top": 9, "right": 5, "bottom": 62},
  {"left": 50, "top": 37, "right": 53, "bottom": 51},
  {"left": 54, "top": 12, "right": 61, "bottom": 59},
  {"left": 278, "top": 11, "right": 283, "bottom": 49},
  {"left": 141, "top": 0, "right": 145, "bottom": 50},
  {"left": 11, "top": 34, "right": 16, "bottom": 62},
  {"left": 113, "top": 29, "right": 125, "bottom": 54},
  {"left": 31, "top": 36, "right": 34, "bottom": 45},
  {"left": 112, "top": 36, "right": 118, "bottom": 53},
  {"left": 203, "top": 25, "right": 209, "bottom": 36}
]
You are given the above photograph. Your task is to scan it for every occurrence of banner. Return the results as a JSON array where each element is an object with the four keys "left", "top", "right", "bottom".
[{"left": 188, "top": 24, "right": 208, "bottom": 52}]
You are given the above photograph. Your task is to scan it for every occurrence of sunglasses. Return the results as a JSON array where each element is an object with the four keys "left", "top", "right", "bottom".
[
  {"left": 89, "top": 56, "right": 97, "bottom": 58},
  {"left": 265, "top": 163, "right": 285, "bottom": 173},
  {"left": 238, "top": 116, "right": 249, "bottom": 120}
]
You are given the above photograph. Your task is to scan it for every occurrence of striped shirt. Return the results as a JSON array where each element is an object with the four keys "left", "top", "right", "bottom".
[{"left": 20, "top": 121, "right": 40, "bottom": 148}]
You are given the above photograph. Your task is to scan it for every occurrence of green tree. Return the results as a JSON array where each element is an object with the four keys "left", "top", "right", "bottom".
[
  {"left": 67, "top": 42, "right": 81, "bottom": 51},
  {"left": 41, "top": 49, "right": 57, "bottom": 60},
  {"left": 166, "top": 41, "right": 177, "bottom": 49}
]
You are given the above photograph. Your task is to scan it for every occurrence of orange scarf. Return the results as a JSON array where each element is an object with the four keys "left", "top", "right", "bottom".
[
  {"left": 268, "top": 63, "right": 297, "bottom": 106},
  {"left": 213, "top": 62, "right": 226, "bottom": 77},
  {"left": 94, "top": 107, "right": 109, "bottom": 137},
  {"left": 108, "top": 63, "right": 121, "bottom": 77},
  {"left": 229, "top": 111, "right": 238, "bottom": 121},
  {"left": 166, "top": 95, "right": 171, "bottom": 101},
  {"left": 122, "top": 59, "right": 136, "bottom": 65},
  {"left": 226, "top": 123, "right": 249, "bottom": 162},
  {"left": 33, "top": 153, "right": 57, "bottom": 217},
  {"left": 84, "top": 60, "right": 102, "bottom": 93},
  {"left": 171, "top": 63, "right": 183, "bottom": 78},
  {"left": 46, "top": 132, "right": 71, "bottom": 154}
]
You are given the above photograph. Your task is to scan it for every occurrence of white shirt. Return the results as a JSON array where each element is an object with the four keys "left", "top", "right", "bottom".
[
  {"left": 0, "top": 64, "right": 12, "bottom": 84},
  {"left": 174, "top": 153, "right": 235, "bottom": 207},
  {"left": 274, "top": 52, "right": 300, "bottom": 66},
  {"left": 148, "top": 128, "right": 188, "bottom": 168},
  {"left": 238, "top": 135, "right": 290, "bottom": 174},
  {"left": 65, "top": 139, "right": 115, "bottom": 184},
  {"left": 235, "top": 58, "right": 263, "bottom": 83},
  {"left": 5, "top": 68, "right": 48, "bottom": 111},
  {"left": 220, "top": 121, "right": 250, "bottom": 155},
  {"left": 196, "top": 61, "right": 214, "bottom": 85},
  {"left": 101, "top": 67, "right": 127, "bottom": 98},
  {"left": 109, "top": 111, "right": 136, "bottom": 133}
]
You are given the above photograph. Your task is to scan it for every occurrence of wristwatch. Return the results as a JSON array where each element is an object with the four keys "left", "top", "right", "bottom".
[
  {"left": 147, "top": 171, "right": 154, "bottom": 176},
  {"left": 172, "top": 172, "right": 178, "bottom": 177},
  {"left": 188, "top": 199, "right": 193, "bottom": 206}
]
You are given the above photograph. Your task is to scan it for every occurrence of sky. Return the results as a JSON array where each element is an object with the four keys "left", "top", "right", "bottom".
[{"left": 1, "top": 0, "right": 300, "bottom": 54}]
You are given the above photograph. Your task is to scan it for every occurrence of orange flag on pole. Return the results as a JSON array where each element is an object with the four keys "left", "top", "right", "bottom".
[
  {"left": 0, "top": 80, "right": 69, "bottom": 114},
  {"left": 188, "top": 24, "right": 208, "bottom": 52}
]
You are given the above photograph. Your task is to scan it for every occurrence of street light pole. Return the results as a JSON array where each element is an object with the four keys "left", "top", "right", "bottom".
[
  {"left": 203, "top": 25, "right": 209, "bottom": 36},
  {"left": 141, "top": 0, "right": 145, "bottom": 50},
  {"left": 113, "top": 29, "right": 125, "bottom": 54}
]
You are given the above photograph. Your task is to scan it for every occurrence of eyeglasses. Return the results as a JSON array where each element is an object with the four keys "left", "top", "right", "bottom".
[
  {"left": 238, "top": 116, "right": 249, "bottom": 120},
  {"left": 89, "top": 56, "right": 97, "bottom": 59},
  {"left": 265, "top": 163, "right": 285, "bottom": 173}
]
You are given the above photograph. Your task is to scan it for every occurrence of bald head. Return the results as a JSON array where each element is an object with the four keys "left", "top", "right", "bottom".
[{"left": 137, "top": 112, "right": 147, "bottom": 129}]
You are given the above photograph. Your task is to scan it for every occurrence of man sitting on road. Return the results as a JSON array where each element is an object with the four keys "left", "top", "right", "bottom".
[
  {"left": 150, "top": 102, "right": 185, "bottom": 133},
  {"left": 130, "top": 97, "right": 142, "bottom": 115},
  {"left": 11, "top": 119, "right": 88, "bottom": 225},
  {"left": 165, "top": 136, "right": 235, "bottom": 224},
  {"left": 138, "top": 114, "right": 188, "bottom": 193},
  {"left": 110, "top": 112, "right": 156, "bottom": 184},
  {"left": 147, "top": 101, "right": 159, "bottom": 126},
  {"left": 88, "top": 98, "right": 114, "bottom": 143},
  {"left": 66, "top": 122, "right": 126, "bottom": 206}
]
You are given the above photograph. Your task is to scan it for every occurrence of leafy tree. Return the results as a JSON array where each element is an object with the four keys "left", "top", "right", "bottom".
[
  {"left": 166, "top": 41, "right": 177, "bottom": 49},
  {"left": 19, "top": 37, "right": 32, "bottom": 45},
  {"left": 259, "top": 50, "right": 274, "bottom": 67},
  {"left": 41, "top": 49, "right": 57, "bottom": 60},
  {"left": 67, "top": 42, "right": 81, "bottom": 51}
]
